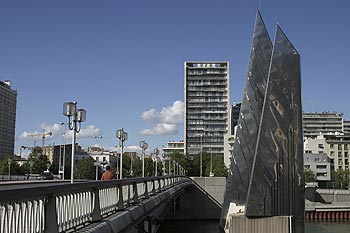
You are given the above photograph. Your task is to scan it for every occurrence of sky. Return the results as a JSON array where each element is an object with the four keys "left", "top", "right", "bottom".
[{"left": 1, "top": 0, "right": 350, "bottom": 157}]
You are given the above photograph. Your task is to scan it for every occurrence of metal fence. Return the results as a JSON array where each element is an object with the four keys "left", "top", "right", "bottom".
[{"left": 0, "top": 176, "right": 189, "bottom": 233}]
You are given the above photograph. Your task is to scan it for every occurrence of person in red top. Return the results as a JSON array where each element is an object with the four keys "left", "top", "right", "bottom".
[{"left": 101, "top": 165, "right": 114, "bottom": 180}]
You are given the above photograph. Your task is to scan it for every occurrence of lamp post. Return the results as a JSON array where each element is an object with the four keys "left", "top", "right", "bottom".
[
  {"left": 60, "top": 122, "right": 67, "bottom": 180},
  {"left": 63, "top": 101, "right": 86, "bottom": 183},
  {"left": 116, "top": 128, "right": 128, "bottom": 179},
  {"left": 209, "top": 148, "right": 213, "bottom": 177},
  {"left": 139, "top": 141, "right": 148, "bottom": 177},
  {"left": 7, "top": 158, "right": 11, "bottom": 180},
  {"left": 200, "top": 134, "right": 203, "bottom": 177},
  {"left": 153, "top": 148, "right": 159, "bottom": 176}
]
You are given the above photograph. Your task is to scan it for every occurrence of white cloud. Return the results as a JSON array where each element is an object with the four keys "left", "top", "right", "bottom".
[
  {"left": 140, "top": 100, "right": 184, "bottom": 136},
  {"left": 141, "top": 100, "right": 184, "bottom": 124},
  {"left": 18, "top": 123, "right": 101, "bottom": 140},
  {"left": 139, "top": 123, "right": 178, "bottom": 135}
]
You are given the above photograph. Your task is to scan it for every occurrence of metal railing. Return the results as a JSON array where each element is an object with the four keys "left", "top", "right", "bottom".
[{"left": 0, "top": 176, "right": 189, "bottom": 233}]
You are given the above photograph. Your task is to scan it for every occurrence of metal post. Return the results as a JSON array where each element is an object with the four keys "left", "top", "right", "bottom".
[
  {"left": 7, "top": 159, "right": 11, "bottom": 180},
  {"left": 142, "top": 148, "right": 145, "bottom": 177},
  {"left": 210, "top": 148, "right": 213, "bottom": 177},
  {"left": 59, "top": 144, "right": 62, "bottom": 178},
  {"left": 71, "top": 121, "right": 76, "bottom": 183},
  {"left": 169, "top": 159, "right": 171, "bottom": 175},
  {"left": 120, "top": 141, "right": 123, "bottom": 179},
  {"left": 63, "top": 131, "right": 66, "bottom": 179},
  {"left": 200, "top": 134, "right": 203, "bottom": 177}
]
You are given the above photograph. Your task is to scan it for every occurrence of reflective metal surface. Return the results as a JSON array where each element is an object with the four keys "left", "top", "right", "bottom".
[
  {"left": 220, "top": 10, "right": 272, "bottom": 228},
  {"left": 220, "top": 12, "right": 304, "bottom": 233},
  {"left": 245, "top": 25, "right": 304, "bottom": 233}
]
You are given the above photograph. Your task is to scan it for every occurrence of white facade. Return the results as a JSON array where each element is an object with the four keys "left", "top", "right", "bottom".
[
  {"left": 89, "top": 151, "right": 117, "bottom": 168},
  {"left": 304, "top": 133, "right": 350, "bottom": 171},
  {"left": 184, "top": 62, "right": 230, "bottom": 156},
  {"left": 162, "top": 141, "right": 184, "bottom": 157}
]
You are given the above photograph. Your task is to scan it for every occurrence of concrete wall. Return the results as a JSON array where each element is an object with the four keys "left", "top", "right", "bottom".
[
  {"left": 227, "top": 215, "right": 291, "bottom": 233},
  {"left": 190, "top": 177, "right": 226, "bottom": 204},
  {"left": 165, "top": 177, "right": 226, "bottom": 220}
]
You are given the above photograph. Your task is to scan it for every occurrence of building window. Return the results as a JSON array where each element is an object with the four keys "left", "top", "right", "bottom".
[
  {"left": 330, "top": 144, "right": 334, "bottom": 149},
  {"left": 103, "top": 157, "right": 106, "bottom": 162},
  {"left": 330, "top": 151, "right": 335, "bottom": 156},
  {"left": 338, "top": 152, "right": 342, "bottom": 157},
  {"left": 96, "top": 157, "right": 99, "bottom": 161},
  {"left": 318, "top": 144, "right": 324, "bottom": 149},
  {"left": 305, "top": 165, "right": 310, "bottom": 169},
  {"left": 345, "top": 144, "right": 348, "bottom": 150},
  {"left": 316, "top": 173, "right": 327, "bottom": 177},
  {"left": 314, "top": 158, "right": 320, "bottom": 162},
  {"left": 338, "top": 144, "right": 342, "bottom": 150},
  {"left": 316, "top": 165, "right": 327, "bottom": 169}
]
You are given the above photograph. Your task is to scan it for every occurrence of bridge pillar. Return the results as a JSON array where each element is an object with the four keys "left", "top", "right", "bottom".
[
  {"left": 91, "top": 188, "right": 102, "bottom": 221},
  {"left": 45, "top": 194, "right": 59, "bottom": 233}
]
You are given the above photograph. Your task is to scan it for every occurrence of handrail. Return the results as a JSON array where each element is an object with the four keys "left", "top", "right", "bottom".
[{"left": 0, "top": 175, "right": 190, "bottom": 233}]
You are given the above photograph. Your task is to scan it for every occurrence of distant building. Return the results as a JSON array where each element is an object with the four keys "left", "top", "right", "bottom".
[
  {"left": 184, "top": 62, "right": 230, "bottom": 156},
  {"left": 0, "top": 80, "right": 17, "bottom": 161},
  {"left": 42, "top": 144, "right": 82, "bottom": 169},
  {"left": 224, "top": 102, "right": 241, "bottom": 167},
  {"left": 89, "top": 151, "right": 117, "bottom": 168},
  {"left": 303, "top": 112, "right": 345, "bottom": 138},
  {"left": 163, "top": 141, "right": 184, "bottom": 157},
  {"left": 303, "top": 112, "right": 350, "bottom": 171},
  {"left": 304, "top": 153, "right": 332, "bottom": 188}
]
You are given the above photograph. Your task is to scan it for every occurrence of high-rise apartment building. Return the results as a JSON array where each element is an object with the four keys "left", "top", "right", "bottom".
[
  {"left": 0, "top": 80, "right": 17, "bottom": 161},
  {"left": 303, "top": 112, "right": 345, "bottom": 138},
  {"left": 184, "top": 62, "right": 230, "bottom": 155}
]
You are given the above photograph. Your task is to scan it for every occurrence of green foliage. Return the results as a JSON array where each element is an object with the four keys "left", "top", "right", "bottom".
[
  {"left": 334, "top": 169, "right": 350, "bottom": 189},
  {"left": 75, "top": 157, "right": 96, "bottom": 180},
  {"left": 304, "top": 168, "right": 317, "bottom": 183},
  {"left": 0, "top": 156, "right": 23, "bottom": 175},
  {"left": 165, "top": 152, "right": 227, "bottom": 177},
  {"left": 25, "top": 147, "right": 50, "bottom": 174}
]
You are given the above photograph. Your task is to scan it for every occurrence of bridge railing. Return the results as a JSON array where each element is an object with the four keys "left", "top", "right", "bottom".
[{"left": 0, "top": 175, "right": 189, "bottom": 233}]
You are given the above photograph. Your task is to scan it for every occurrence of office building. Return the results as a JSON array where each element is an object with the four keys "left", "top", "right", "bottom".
[
  {"left": 184, "top": 62, "right": 230, "bottom": 155},
  {"left": 0, "top": 80, "right": 17, "bottom": 161}
]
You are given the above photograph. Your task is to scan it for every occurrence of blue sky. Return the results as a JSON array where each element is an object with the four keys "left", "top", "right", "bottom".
[{"left": 1, "top": 0, "right": 350, "bottom": 156}]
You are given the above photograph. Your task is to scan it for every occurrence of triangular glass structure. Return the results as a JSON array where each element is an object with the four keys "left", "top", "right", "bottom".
[
  {"left": 220, "top": 10, "right": 273, "bottom": 228},
  {"left": 245, "top": 25, "right": 304, "bottom": 233}
]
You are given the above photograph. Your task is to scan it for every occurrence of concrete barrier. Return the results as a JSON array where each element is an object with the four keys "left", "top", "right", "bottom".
[{"left": 227, "top": 214, "right": 291, "bottom": 233}]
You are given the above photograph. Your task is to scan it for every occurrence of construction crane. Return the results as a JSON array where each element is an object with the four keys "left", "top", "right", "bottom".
[{"left": 28, "top": 131, "right": 53, "bottom": 148}]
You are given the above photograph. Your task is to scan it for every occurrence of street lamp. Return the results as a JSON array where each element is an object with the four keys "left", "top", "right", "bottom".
[
  {"left": 200, "top": 134, "right": 203, "bottom": 177},
  {"left": 139, "top": 140, "right": 148, "bottom": 177},
  {"left": 209, "top": 148, "right": 213, "bottom": 177},
  {"left": 59, "top": 122, "right": 67, "bottom": 180},
  {"left": 153, "top": 148, "right": 159, "bottom": 176},
  {"left": 116, "top": 128, "right": 128, "bottom": 179},
  {"left": 63, "top": 101, "right": 86, "bottom": 183},
  {"left": 7, "top": 158, "right": 11, "bottom": 180}
]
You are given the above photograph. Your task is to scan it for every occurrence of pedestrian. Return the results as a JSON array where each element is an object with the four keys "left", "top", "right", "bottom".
[{"left": 101, "top": 165, "right": 114, "bottom": 180}]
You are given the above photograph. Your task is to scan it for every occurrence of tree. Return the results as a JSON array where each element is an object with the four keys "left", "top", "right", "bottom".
[
  {"left": 0, "top": 157, "right": 23, "bottom": 175},
  {"left": 304, "top": 168, "right": 316, "bottom": 183},
  {"left": 75, "top": 157, "right": 96, "bottom": 180},
  {"left": 334, "top": 169, "right": 350, "bottom": 189},
  {"left": 24, "top": 147, "right": 50, "bottom": 174}
]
